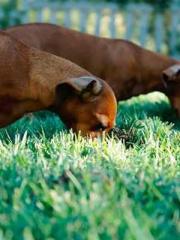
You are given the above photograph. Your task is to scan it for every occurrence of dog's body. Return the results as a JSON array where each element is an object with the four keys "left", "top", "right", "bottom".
[
  {"left": 0, "top": 31, "right": 116, "bottom": 136},
  {"left": 6, "top": 23, "right": 180, "bottom": 115}
]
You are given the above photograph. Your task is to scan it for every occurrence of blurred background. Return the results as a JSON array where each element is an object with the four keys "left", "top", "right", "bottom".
[{"left": 0, "top": 0, "right": 180, "bottom": 58}]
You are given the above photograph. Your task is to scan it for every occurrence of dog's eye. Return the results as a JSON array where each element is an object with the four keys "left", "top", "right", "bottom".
[{"left": 92, "top": 123, "right": 107, "bottom": 131}]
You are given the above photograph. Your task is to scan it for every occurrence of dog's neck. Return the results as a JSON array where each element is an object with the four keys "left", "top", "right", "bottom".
[
  {"left": 119, "top": 50, "right": 180, "bottom": 100},
  {"left": 139, "top": 50, "right": 179, "bottom": 92},
  {"left": 28, "top": 48, "right": 89, "bottom": 107}
]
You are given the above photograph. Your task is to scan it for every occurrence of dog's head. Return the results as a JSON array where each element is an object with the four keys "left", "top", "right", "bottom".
[
  {"left": 162, "top": 64, "right": 180, "bottom": 116},
  {"left": 53, "top": 76, "right": 117, "bottom": 137}
]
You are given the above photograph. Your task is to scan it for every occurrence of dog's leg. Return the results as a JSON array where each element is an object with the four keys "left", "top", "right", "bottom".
[{"left": 168, "top": 96, "right": 180, "bottom": 117}]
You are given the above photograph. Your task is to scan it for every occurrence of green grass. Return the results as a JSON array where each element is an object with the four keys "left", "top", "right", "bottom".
[{"left": 0, "top": 92, "right": 179, "bottom": 240}]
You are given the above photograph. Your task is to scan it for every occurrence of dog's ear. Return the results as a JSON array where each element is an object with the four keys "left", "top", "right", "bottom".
[
  {"left": 56, "top": 76, "right": 102, "bottom": 101},
  {"left": 162, "top": 64, "right": 180, "bottom": 87}
]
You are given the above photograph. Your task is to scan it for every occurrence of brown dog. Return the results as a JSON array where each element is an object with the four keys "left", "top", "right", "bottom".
[
  {"left": 6, "top": 23, "right": 180, "bottom": 116},
  {"left": 0, "top": 31, "right": 117, "bottom": 137}
]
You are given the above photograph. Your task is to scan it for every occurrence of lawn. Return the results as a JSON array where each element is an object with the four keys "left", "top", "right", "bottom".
[{"left": 0, "top": 92, "right": 179, "bottom": 240}]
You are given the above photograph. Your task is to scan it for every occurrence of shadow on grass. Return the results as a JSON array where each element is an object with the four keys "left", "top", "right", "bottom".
[
  {"left": 117, "top": 92, "right": 180, "bottom": 131},
  {"left": 0, "top": 111, "right": 67, "bottom": 142},
  {"left": 0, "top": 92, "right": 179, "bottom": 143}
]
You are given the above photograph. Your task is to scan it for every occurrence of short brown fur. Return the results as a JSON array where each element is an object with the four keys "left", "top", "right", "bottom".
[{"left": 7, "top": 23, "right": 180, "bottom": 115}]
